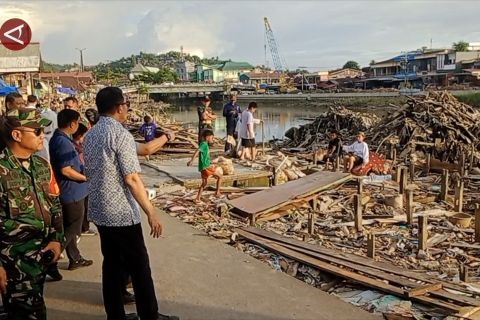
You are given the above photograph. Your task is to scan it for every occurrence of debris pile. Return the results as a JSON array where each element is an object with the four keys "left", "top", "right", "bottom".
[
  {"left": 370, "top": 91, "right": 480, "bottom": 163},
  {"left": 283, "top": 106, "right": 380, "bottom": 150}
]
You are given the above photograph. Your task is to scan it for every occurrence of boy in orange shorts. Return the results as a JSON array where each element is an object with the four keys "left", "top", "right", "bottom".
[{"left": 187, "top": 129, "right": 222, "bottom": 203}]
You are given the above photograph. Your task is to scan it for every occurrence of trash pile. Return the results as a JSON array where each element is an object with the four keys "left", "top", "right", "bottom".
[
  {"left": 370, "top": 91, "right": 480, "bottom": 163},
  {"left": 283, "top": 106, "right": 380, "bottom": 150}
]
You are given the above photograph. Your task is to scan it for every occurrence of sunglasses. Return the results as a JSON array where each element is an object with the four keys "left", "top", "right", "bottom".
[{"left": 17, "top": 127, "right": 45, "bottom": 136}]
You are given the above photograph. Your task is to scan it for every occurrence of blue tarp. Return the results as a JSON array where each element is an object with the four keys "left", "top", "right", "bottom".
[
  {"left": 0, "top": 79, "right": 18, "bottom": 95},
  {"left": 57, "top": 86, "right": 77, "bottom": 95},
  {"left": 393, "top": 52, "right": 418, "bottom": 62}
]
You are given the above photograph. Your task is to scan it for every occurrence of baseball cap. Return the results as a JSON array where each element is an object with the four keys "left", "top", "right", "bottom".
[{"left": 6, "top": 109, "right": 52, "bottom": 128}]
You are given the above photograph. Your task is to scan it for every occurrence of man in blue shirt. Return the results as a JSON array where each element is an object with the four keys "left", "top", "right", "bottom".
[
  {"left": 222, "top": 93, "right": 241, "bottom": 153},
  {"left": 49, "top": 109, "right": 93, "bottom": 275}
]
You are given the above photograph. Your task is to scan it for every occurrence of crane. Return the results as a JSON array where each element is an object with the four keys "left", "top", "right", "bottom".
[{"left": 264, "top": 17, "right": 287, "bottom": 72}]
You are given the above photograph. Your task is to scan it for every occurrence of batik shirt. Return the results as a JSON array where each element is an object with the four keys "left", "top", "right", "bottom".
[{"left": 83, "top": 116, "right": 142, "bottom": 227}]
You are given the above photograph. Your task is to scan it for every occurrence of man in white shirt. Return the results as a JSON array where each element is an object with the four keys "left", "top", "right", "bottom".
[
  {"left": 343, "top": 132, "right": 369, "bottom": 173},
  {"left": 36, "top": 103, "right": 58, "bottom": 161},
  {"left": 239, "top": 101, "right": 261, "bottom": 161}
]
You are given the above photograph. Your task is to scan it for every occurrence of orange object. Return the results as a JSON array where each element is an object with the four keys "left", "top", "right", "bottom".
[
  {"left": 352, "top": 152, "right": 387, "bottom": 176},
  {"left": 201, "top": 165, "right": 216, "bottom": 179},
  {"left": 48, "top": 163, "right": 60, "bottom": 196}
]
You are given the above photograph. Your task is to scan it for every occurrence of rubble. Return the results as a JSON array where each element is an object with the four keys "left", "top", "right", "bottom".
[{"left": 283, "top": 106, "right": 380, "bottom": 150}]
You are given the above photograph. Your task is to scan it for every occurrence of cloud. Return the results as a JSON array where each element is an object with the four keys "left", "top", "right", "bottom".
[{"left": 1, "top": 0, "right": 479, "bottom": 70}]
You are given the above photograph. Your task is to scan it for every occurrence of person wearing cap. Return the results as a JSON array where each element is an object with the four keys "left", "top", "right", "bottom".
[
  {"left": 222, "top": 93, "right": 241, "bottom": 154},
  {"left": 343, "top": 131, "right": 369, "bottom": 173},
  {"left": 0, "top": 110, "right": 64, "bottom": 320},
  {"left": 197, "top": 97, "right": 216, "bottom": 142}
]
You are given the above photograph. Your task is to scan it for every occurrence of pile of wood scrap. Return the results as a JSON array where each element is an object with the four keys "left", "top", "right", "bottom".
[
  {"left": 283, "top": 106, "right": 380, "bottom": 150},
  {"left": 235, "top": 227, "right": 480, "bottom": 318},
  {"left": 370, "top": 91, "right": 480, "bottom": 163}
]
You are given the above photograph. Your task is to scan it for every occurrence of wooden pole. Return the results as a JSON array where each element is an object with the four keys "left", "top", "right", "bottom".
[
  {"left": 406, "top": 189, "right": 414, "bottom": 225},
  {"left": 409, "top": 160, "right": 415, "bottom": 181},
  {"left": 399, "top": 167, "right": 407, "bottom": 195},
  {"left": 454, "top": 180, "right": 464, "bottom": 213},
  {"left": 418, "top": 215, "right": 428, "bottom": 251},
  {"left": 440, "top": 169, "right": 449, "bottom": 202},
  {"left": 423, "top": 153, "right": 431, "bottom": 176},
  {"left": 334, "top": 156, "right": 340, "bottom": 172},
  {"left": 367, "top": 233, "right": 375, "bottom": 258},
  {"left": 460, "top": 152, "right": 466, "bottom": 177},
  {"left": 459, "top": 264, "right": 469, "bottom": 282},
  {"left": 308, "top": 211, "right": 315, "bottom": 235},
  {"left": 469, "top": 144, "right": 475, "bottom": 173},
  {"left": 475, "top": 204, "right": 480, "bottom": 243},
  {"left": 354, "top": 194, "right": 363, "bottom": 232},
  {"left": 357, "top": 179, "right": 363, "bottom": 196},
  {"left": 392, "top": 148, "right": 397, "bottom": 164},
  {"left": 394, "top": 166, "right": 401, "bottom": 183}
]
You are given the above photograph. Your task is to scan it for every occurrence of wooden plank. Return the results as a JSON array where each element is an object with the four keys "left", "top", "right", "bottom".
[
  {"left": 405, "top": 283, "right": 442, "bottom": 298},
  {"left": 367, "top": 234, "right": 375, "bottom": 258},
  {"left": 454, "top": 180, "right": 464, "bottom": 213},
  {"left": 227, "top": 171, "right": 352, "bottom": 216},
  {"left": 354, "top": 194, "right": 363, "bottom": 232},
  {"left": 406, "top": 189, "right": 414, "bottom": 225},
  {"left": 236, "top": 229, "right": 463, "bottom": 313},
  {"left": 240, "top": 227, "right": 480, "bottom": 299},
  {"left": 399, "top": 167, "right": 407, "bottom": 195}
]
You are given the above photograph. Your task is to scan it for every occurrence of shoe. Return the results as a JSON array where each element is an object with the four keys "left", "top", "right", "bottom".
[
  {"left": 125, "top": 313, "right": 139, "bottom": 320},
  {"left": 122, "top": 290, "right": 136, "bottom": 305},
  {"left": 68, "top": 258, "right": 93, "bottom": 270},
  {"left": 82, "top": 229, "right": 97, "bottom": 236},
  {"left": 156, "top": 313, "right": 180, "bottom": 320},
  {"left": 46, "top": 266, "right": 63, "bottom": 281}
]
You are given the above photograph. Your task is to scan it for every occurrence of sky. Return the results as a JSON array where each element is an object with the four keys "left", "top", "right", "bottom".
[{"left": 1, "top": 0, "right": 480, "bottom": 71}]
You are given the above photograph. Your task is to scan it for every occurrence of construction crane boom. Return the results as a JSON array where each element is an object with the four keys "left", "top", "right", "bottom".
[{"left": 264, "top": 17, "right": 286, "bottom": 72}]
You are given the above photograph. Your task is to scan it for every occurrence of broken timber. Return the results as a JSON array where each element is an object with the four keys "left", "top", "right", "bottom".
[
  {"left": 236, "top": 227, "right": 480, "bottom": 314},
  {"left": 227, "top": 171, "right": 352, "bottom": 224}
]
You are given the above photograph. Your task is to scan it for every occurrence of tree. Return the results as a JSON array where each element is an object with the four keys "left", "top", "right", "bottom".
[
  {"left": 137, "top": 68, "right": 178, "bottom": 84},
  {"left": 343, "top": 60, "right": 360, "bottom": 70},
  {"left": 369, "top": 60, "right": 376, "bottom": 66},
  {"left": 453, "top": 41, "right": 469, "bottom": 52}
]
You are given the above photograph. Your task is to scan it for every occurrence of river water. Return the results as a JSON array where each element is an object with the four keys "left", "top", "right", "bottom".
[{"left": 168, "top": 100, "right": 330, "bottom": 140}]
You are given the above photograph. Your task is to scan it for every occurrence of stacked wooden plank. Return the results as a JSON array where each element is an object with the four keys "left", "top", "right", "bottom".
[{"left": 236, "top": 227, "right": 480, "bottom": 317}]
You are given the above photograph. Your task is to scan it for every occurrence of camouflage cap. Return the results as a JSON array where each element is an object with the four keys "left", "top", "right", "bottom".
[{"left": 6, "top": 109, "right": 52, "bottom": 128}]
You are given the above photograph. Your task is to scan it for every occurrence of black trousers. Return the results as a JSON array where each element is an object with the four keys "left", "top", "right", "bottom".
[
  {"left": 81, "top": 197, "right": 90, "bottom": 233},
  {"left": 62, "top": 198, "right": 86, "bottom": 262},
  {"left": 97, "top": 224, "right": 158, "bottom": 320}
]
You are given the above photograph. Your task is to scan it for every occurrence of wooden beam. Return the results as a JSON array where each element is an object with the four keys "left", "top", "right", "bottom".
[
  {"left": 406, "top": 189, "right": 414, "bottom": 225},
  {"left": 454, "top": 180, "right": 464, "bottom": 213},
  {"left": 440, "top": 169, "right": 449, "bottom": 202},
  {"left": 399, "top": 167, "right": 407, "bottom": 195},
  {"left": 409, "top": 159, "right": 415, "bottom": 181},
  {"left": 405, "top": 283, "right": 442, "bottom": 298},
  {"left": 239, "top": 227, "right": 480, "bottom": 305},
  {"left": 367, "top": 233, "right": 375, "bottom": 258},
  {"left": 460, "top": 152, "right": 466, "bottom": 177},
  {"left": 357, "top": 179, "right": 363, "bottom": 195},
  {"left": 354, "top": 194, "right": 363, "bottom": 232},
  {"left": 418, "top": 215, "right": 428, "bottom": 251},
  {"left": 475, "top": 204, "right": 480, "bottom": 243},
  {"left": 334, "top": 156, "right": 340, "bottom": 172},
  {"left": 423, "top": 153, "right": 431, "bottom": 175},
  {"left": 395, "top": 166, "right": 401, "bottom": 183},
  {"left": 236, "top": 229, "right": 464, "bottom": 313}
]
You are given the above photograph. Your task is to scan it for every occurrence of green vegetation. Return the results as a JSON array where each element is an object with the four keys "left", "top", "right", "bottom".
[
  {"left": 452, "top": 41, "right": 469, "bottom": 52},
  {"left": 343, "top": 60, "right": 361, "bottom": 70},
  {"left": 136, "top": 68, "right": 178, "bottom": 84},
  {"left": 454, "top": 92, "right": 480, "bottom": 107}
]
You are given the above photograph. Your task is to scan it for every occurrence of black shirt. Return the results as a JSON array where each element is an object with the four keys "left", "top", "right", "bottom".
[{"left": 328, "top": 137, "right": 342, "bottom": 155}]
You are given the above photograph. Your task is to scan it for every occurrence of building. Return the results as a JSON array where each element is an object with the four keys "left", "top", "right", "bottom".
[
  {"left": 368, "top": 48, "right": 480, "bottom": 88},
  {"left": 239, "top": 72, "right": 282, "bottom": 85},
  {"left": 0, "top": 42, "right": 41, "bottom": 94},
  {"left": 328, "top": 68, "right": 364, "bottom": 80},
  {"left": 38, "top": 71, "right": 94, "bottom": 92},
  {"left": 199, "top": 61, "right": 254, "bottom": 83},
  {"left": 128, "top": 63, "right": 160, "bottom": 80},
  {"left": 176, "top": 60, "right": 195, "bottom": 81}
]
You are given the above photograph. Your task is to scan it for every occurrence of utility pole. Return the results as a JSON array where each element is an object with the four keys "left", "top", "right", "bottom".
[{"left": 75, "top": 48, "right": 86, "bottom": 72}]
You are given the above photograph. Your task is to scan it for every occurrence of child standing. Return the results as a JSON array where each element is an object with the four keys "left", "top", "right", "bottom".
[
  {"left": 139, "top": 115, "right": 157, "bottom": 161},
  {"left": 187, "top": 129, "right": 222, "bottom": 203}
]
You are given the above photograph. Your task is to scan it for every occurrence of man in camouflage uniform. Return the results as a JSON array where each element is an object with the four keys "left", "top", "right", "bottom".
[{"left": 0, "top": 110, "right": 64, "bottom": 320}]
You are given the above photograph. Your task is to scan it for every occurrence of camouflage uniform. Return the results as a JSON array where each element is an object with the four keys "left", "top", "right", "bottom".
[{"left": 0, "top": 111, "right": 64, "bottom": 320}]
